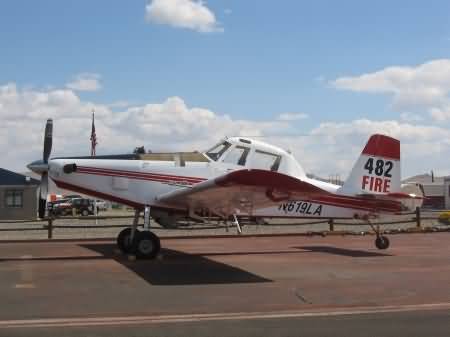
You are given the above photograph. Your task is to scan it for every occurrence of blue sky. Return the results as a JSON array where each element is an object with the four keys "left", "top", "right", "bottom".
[{"left": 1, "top": 1, "right": 450, "bottom": 177}]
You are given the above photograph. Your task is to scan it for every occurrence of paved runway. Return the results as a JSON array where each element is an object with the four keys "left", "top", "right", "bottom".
[{"left": 0, "top": 232, "right": 449, "bottom": 336}]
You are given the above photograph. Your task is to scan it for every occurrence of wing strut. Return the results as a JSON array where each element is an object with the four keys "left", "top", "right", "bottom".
[{"left": 232, "top": 214, "right": 242, "bottom": 235}]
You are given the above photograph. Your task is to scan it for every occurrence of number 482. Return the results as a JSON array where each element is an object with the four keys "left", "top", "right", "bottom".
[{"left": 364, "top": 158, "right": 393, "bottom": 177}]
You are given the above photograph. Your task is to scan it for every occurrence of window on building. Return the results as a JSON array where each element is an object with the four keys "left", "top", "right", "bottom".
[
  {"left": 205, "top": 141, "right": 232, "bottom": 161},
  {"left": 223, "top": 146, "right": 250, "bottom": 166},
  {"left": 252, "top": 150, "right": 282, "bottom": 171},
  {"left": 5, "top": 190, "right": 23, "bottom": 208}
]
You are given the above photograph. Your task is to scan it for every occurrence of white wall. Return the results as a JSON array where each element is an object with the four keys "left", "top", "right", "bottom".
[{"left": 445, "top": 178, "right": 450, "bottom": 209}]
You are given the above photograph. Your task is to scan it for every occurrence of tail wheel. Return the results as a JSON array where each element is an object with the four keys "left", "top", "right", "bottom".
[
  {"left": 133, "top": 231, "right": 161, "bottom": 259},
  {"left": 117, "top": 227, "right": 135, "bottom": 254},
  {"left": 375, "top": 236, "right": 390, "bottom": 250}
]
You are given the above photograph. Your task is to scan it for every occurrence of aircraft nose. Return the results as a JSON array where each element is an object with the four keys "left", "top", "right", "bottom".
[{"left": 27, "top": 159, "right": 48, "bottom": 174}]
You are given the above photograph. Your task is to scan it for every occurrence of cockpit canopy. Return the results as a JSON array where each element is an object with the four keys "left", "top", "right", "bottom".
[
  {"left": 204, "top": 138, "right": 305, "bottom": 178},
  {"left": 205, "top": 141, "right": 232, "bottom": 161}
]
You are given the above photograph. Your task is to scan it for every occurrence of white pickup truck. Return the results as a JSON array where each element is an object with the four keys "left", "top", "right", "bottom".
[{"left": 95, "top": 200, "right": 109, "bottom": 212}]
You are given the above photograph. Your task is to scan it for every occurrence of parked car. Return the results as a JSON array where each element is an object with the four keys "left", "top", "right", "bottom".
[
  {"left": 48, "top": 198, "right": 72, "bottom": 216},
  {"left": 71, "top": 198, "right": 95, "bottom": 216}
]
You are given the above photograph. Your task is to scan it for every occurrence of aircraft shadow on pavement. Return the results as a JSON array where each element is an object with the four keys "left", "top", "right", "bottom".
[
  {"left": 296, "top": 246, "right": 392, "bottom": 257},
  {"left": 80, "top": 243, "right": 272, "bottom": 286}
]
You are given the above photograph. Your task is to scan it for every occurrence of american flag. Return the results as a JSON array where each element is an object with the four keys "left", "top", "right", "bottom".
[{"left": 90, "top": 110, "right": 98, "bottom": 156}]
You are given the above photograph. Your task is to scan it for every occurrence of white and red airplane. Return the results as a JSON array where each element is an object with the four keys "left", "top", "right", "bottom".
[{"left": 28, "top": 119, "right": 423, "bottom": 258}]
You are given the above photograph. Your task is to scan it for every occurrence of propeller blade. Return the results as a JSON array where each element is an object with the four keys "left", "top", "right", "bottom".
[
  {"left": 38, "top": 197, "right": 46, "bottom": 219},
  {"left": 40, "top": 173, "right": 48, "bottom": 200},
  {"left": 38, "top": 172, "right": 49, "bottom": 219},
  {"left": 43, "top": 119, "right": 53, "bottom": 163}
]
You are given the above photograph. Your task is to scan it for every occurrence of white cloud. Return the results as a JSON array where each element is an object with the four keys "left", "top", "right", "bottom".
[
  {"left": 304, "top": 119, "right": 450, "bottom": 178},
  {"left": 0, "top": 83, "right": 280, "bottom": 172},
  {"left": 400, "top": 112, "right": 423, "bottom": 122},
  {"left": 277, "top": 112, "right": 309, "bottom": 121},
  {"left": 145, "top": 0, "right": 222, "bottom": 33},
  {"left": 430, "top": 104, "right": 450, "bottom": 121},
  {"left": 66, "top": 73, "right": 101, "bottom": 92},
  {"left": 1, "top": 82, "right": 449, "bottom": 180},
  {"left": 331, "top": 59, "right": 450, "bottom": 121}
]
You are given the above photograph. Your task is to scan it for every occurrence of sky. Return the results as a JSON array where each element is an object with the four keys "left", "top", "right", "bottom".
[{"left": 1, "top": 0, "right": 450, "bottom": 179}]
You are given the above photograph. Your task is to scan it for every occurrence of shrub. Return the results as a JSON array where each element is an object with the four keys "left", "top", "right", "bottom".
[{"left": 438, "top": 211, "right": 450, "bottom": 225}]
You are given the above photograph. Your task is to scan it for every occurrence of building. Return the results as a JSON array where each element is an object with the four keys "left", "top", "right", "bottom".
[
  {"left": 403, "top": 173, "right": 450, "bottom": 209},
  {"left": 445, "top": 177, "right": 450, "bottom": 210},
  {"left": 0, "top": 168, "right": 40, "bottom": 220}
]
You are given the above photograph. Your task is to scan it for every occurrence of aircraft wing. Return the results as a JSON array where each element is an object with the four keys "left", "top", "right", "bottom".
[{"left": 156, "top": 169, "right": 329, "bottom": 216}]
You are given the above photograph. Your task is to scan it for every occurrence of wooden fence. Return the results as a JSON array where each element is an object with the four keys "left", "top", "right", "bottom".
[{"left": 0, "top": 207, "right": 447, "bottom": 240}]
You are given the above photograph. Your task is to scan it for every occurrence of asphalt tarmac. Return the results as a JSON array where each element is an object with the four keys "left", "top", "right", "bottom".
[{"left": 0, "top": 232, "right": 449, "bottom": 336}]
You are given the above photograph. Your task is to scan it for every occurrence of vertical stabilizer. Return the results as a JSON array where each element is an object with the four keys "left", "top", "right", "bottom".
[{"left": 340, "top": 134, "right": 401, "bottom": 195}]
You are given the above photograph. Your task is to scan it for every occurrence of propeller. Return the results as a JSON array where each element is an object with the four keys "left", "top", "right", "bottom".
[{"left": 28, "top": 119, "right": 53, "bottom": 218}]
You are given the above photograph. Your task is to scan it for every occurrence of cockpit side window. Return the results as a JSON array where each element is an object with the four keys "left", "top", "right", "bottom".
[
  {"left": 223, "top": 146, "right": 250, "bottom": 166},
  {"left": 252, "top": 150, "right": 282, "bottom": 171},
  {"left": 205, "top": 141, "right": 231, "bottom": 161}
]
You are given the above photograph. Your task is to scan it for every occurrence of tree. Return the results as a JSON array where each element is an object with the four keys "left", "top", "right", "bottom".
[{"left": 133, "top": 146, "right": 146, "bottom": 154}]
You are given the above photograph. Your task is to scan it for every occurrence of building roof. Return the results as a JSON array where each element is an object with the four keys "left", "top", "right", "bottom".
[
  {"left": 403, "top": 173, "right": 450, "bottom": 185},
  {"left": 0, "top": 168, "right": 40, "bottom": 186}
]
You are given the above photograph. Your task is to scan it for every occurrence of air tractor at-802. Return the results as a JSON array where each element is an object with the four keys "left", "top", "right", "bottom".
[{"left": 28, "top": 119, "right": 423, "bottom": 259}]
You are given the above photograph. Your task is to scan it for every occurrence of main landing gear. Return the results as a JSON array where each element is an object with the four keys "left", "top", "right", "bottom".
[
  {"left": 116, "top": 206, "right": 161, "bottom": 259},
  {"left": 367, "top": 220, "right": 390, "bottom": 250}
]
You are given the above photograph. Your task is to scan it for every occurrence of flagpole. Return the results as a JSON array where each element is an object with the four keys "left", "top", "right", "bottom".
[
  {"left": 90, "top": 109, "right": 98, "bottom": 224},
  {"left": 90, "top": 109, "right": 97, "bottom": 157}
]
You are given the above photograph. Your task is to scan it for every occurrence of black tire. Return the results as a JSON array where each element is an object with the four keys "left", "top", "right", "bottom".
[
  {"left": 132, "top": 231, "right": 161, "bottom": 259},
  {"left": 375, "top": 236, "right": 390, "bottom": 250},
  {"left": 81, "top": 209, "right": 89, "bottom": 216},
  {"left": 117, "top": 227, "right": 135, "bottom": 254}
]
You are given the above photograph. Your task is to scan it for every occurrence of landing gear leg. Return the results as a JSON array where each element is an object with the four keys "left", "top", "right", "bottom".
[
  {"left": 132, "top": 205, "right": 161, "bottom": 259},
  {"left": 117, "top": 209, "right": 140, "bottom": 254},
  {"left": 368, "top": 221, "right": 390, "bottom": 250}
]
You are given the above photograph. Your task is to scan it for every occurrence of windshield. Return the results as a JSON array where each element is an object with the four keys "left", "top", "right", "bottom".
[
  {"left": 252, "top": 150, "right": 282, "bottom": 171},
  {"left": 205, "top": 141, "right": 231, "bottom": 161}
]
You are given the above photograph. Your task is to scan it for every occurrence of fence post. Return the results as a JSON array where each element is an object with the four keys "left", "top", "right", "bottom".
[
  {"left": 328, "top": 219, "right": 334, "bottom": 232},
  {"left": 47, "top": 217, "right": 53, "bottom": 239},
  {"left": 415, "top": 207, "right": 421, "bottom": 229}
]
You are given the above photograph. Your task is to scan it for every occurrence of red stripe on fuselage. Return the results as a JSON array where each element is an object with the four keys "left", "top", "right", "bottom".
[
  {"left": 77, "top": 169, "right": 195, "bottom": 185},
  {"left": 53, "top": 179, "right": 144, "bottom": 209},
  {"left": 76, "top": 166, "right": 207, "bottom": 184},
  {"left": 311, "top": 194, "right": 402, "bottom": 213}
]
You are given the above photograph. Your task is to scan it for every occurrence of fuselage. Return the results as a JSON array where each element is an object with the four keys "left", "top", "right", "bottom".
[{"left": 46, "top": 137, "right": 406, "bottom": 221}]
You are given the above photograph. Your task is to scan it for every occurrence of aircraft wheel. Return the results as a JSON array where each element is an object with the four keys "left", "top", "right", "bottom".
[
  {"left": 375, "top": 236, "right": 390, "bottom": 250},
  {"left": 117, "top": 227, "right": 135, "bottom": 254},
  {"left": 133, "top": 231, "right": 161, "bottom": 259}
]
